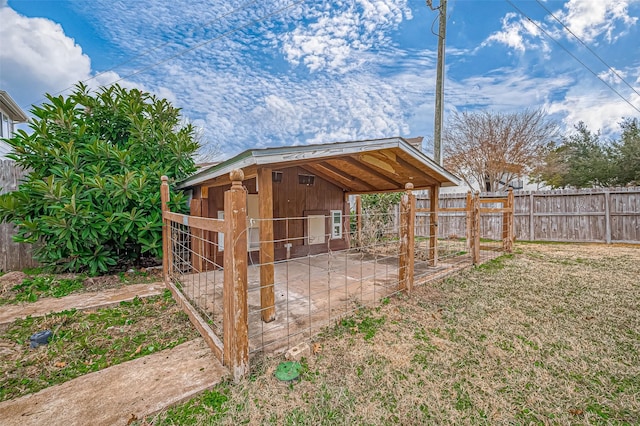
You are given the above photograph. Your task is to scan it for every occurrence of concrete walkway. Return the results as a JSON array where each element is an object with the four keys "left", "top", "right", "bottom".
[
  {"left": 0, "top": 339, "right": 228, "bottom": 426},
  {"left": 0, "top": 282, "right": 165, "bottom": 325}
]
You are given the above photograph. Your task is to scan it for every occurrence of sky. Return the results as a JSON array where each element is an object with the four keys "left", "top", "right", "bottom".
[{"left": 1, "top": 0, "right": 639, "bottom": 160}]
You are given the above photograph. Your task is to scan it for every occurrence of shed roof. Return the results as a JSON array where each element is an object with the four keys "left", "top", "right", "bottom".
[{"left": 178, "top": 137, "right": 460, "bottom": 193}]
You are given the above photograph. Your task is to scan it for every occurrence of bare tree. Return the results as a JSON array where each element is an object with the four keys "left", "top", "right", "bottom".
[{"left": 443, "top": 109, "right": 558, "bottom": 192}]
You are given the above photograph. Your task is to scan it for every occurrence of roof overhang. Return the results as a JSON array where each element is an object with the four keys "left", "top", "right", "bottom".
[
  {"left": 178, "top": 137, "right": 461, "bottom": 193},
  {"left": 0, "top": 91, "right": 28, "bottom": 123}
]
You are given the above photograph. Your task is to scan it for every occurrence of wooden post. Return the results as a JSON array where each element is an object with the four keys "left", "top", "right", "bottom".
[
  {"left": 398, "top": 183, "right": 415, "bottom": 292},
  {"left": 190, "top": 198, "right": 203, "bottom": 273},
  {"left": 344, "top": 192, "right": 351, "bottom": 248},
  {"left": 508, "top": 188, "right": 515, "bottom": 251},
  {"left": 529, "top": 192, "right": 535, "bottom": 241},
  {"left": 604, "top": 190, "right": 611, "bottom": 244},
  {"left": 465, "top": 191, "right": 472, "bottom": 251},
  {"left": 355, "top": 195, "right": 362, "bottom": 247},
  {"left": 428, "top": 184, "right": 439, "bottom": 267},
  {"left": 471, "top": 192, "right": 480, "bottom": 265},
  {"left": 257, "top": 167, "right": 276, "bottom": 323},
  {"left": 502, "top": 188, "right": 514, "bottom": 253},
  {"left": 160, "top": 176, "right": 170, "bottom": 283},
  {"left": 223, "top": 169, "right": 249, "bottom": 381}
]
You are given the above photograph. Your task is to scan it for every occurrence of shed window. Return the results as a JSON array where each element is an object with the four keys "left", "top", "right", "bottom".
[
  {"left": 330, "top": 210, "right": 342, "bottom": 239},
  {"left": 298, "top": 174, "right": 315, "bottom": 186}
]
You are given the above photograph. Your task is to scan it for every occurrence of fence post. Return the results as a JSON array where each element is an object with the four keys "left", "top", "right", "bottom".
[
  {"left": 604, "top": 190, "right": 611, "bottom": 244},
  {"left": 160, "top": 176, "right": 170, "bottom": 283},
  {"left": 529, "top": 192, "right": 534, "bottom": 241},
  {"left": 471, "top": 192, "right": 480, "bottom": 265},
  {"left": 190, "top": 198, "right": 203, "bottom": 273},
  {"left": 428, "top": 184, "right": 439, "bottom": 267},
  {"left": 503, "top": 188, "right": 514, "bottom": 253},
  {"left": 398, "top": 183, "right": 415, "bottom": 293},
  {"left": 465, "top": 191, "right": 472, "bottom": 251},
  {"left": 257, "top": 167, "right": 276, "bottom": 323},
  {"left": 355, "top": 195, "right": 362, "bottom": 247},
  {"left": 223, "top": 169, "right": 249, "bottom": 381}
]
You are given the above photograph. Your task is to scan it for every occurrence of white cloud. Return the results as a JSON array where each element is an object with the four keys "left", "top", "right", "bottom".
[
  {"left": 555, "top": 0, "right": 638, "bottom": 43},
  {"left": 0, "top": 6, "right": 91, "bottom": 106},
  {"left": 280, "top": 0, "right": 412, "bottom": 73},
  {"left": 0, "top": 5, "right": 176, "bottom": 110},
  {"left": 481, "top": 12, "right": 547, "bottom": 53}
]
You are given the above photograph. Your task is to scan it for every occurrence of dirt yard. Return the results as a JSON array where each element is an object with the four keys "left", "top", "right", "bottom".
[{"left": 145, "top": 243, "right": 640, "bottom": 425}]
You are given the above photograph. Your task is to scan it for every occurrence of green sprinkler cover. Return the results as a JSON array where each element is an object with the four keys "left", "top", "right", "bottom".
[{"left": 274, "top": 361, "right": 302, "bottom": 381}]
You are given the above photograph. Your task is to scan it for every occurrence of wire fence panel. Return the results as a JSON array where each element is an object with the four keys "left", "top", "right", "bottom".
[
  {"left": 246, "top": 212, "right": 404, "bottom": 355},
  {"left": 166, "top": 217, "right": 225, "bottom": 358}
]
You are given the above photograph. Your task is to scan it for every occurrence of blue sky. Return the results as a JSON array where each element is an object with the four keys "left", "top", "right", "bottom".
[{"left": 1, "top": 0, "right": 639, "bottom": 160}]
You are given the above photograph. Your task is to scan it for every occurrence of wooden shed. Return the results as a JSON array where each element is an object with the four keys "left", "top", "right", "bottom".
[{"left": 178, "top": 137, "right": 460, "bottom": 264}]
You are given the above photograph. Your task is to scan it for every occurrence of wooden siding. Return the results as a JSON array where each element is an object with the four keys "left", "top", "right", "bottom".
[
  {"left": 417, "top": 187, "right": 640, "bottom": 243},
  {"left": 0, "top": 160, "right": 38, "bottom": 271},
  {"left": 202, "top": 166, "right": 347, "bottom": 263}
]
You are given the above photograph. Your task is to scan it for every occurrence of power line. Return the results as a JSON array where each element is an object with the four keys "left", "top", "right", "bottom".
[
  {"left": 534, "top": 0, "right": 640, "bottom": 100},
  {"left": 23, "top": 0, "right": 303, "bottom": 109},
  {"left": 505, "top": 0, "right": 640, "bottom": 115}
]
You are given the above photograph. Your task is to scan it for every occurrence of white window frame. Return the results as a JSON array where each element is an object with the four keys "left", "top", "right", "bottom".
[
  {"left": 330, "top": 210, "right": 342, "bottom": 239},
  {"left": 217, "top": 210, "right": 224, "bottom": 251}
]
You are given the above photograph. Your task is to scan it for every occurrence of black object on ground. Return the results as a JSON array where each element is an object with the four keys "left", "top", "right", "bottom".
[{"left": 30, "top": 330, "right": 53, "bottom": 348}]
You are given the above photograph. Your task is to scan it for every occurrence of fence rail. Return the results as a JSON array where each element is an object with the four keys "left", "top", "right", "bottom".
[
  {"left": 0, "top": 160, "right": 38, "bottom": 272},
  {"left": 418, "top": 187, "right": 640, "bottom": 244}
]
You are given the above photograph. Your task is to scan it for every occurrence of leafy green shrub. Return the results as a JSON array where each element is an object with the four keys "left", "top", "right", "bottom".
[{"left": 0, "top": 83, "right": 198, "bottom": 274}]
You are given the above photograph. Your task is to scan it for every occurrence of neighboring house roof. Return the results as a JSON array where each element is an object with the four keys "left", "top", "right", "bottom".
[
  {"left": 0, "top": 91, "right": 28, "bottom": 123},
  {"left": 178, "top": 137, "right": 461, "bottom": 193}
]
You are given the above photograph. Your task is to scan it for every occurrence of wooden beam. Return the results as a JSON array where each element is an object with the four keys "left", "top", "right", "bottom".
[
  {"left": 163, "top": 211, "right": 225, "bottom": 233},
  {"left": 314, "top": 161, "right": 376, "bottom": 191},
  {"left": 223, "top": 169, "right": 249, "bottom": 381},
  {"left": 394, "top": 154, "right": 439, "bottom": 185},
  {"left": 339, "top": 157, "right": 403, "bottom": 188},
  {"left": 300, "top": 164, "right": 350, "bottom": 191},
  {"left": 257, "top": 167, "right": 276, "bottom": 323}
]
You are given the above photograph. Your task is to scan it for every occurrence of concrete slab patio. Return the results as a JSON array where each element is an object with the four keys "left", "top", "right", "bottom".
[{"left": 0, "top": 338, "right": 227, "bottom": 426}]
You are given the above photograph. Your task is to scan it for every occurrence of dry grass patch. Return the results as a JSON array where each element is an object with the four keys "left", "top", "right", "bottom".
[{"left": 147, "top": 243, "right": 640, "bottom": 425}]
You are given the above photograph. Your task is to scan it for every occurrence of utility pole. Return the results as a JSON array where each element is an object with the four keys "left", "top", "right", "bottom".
[{"left": 427, "top": 0, "right": 447, "bottom": 166}]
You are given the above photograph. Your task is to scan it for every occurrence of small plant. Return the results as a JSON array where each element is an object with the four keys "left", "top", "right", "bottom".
[{"left": 4, "top": 276, "right": 84, "bottom": 304}]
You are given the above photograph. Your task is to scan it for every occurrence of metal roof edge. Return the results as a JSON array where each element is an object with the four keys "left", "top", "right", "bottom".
[
  {"left": 177, "top": 136, "right": 461, "bottom": 189},
  {"left": 0, "top": 91, "right": 28, "bottom": 122}
]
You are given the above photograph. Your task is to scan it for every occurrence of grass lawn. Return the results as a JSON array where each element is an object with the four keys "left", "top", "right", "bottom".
[
  {"left": 0, "top": 291, "right": 198, "bottom": 401},
  {"left": 144, "top": 243, "right": 640, "bottom": 425}
]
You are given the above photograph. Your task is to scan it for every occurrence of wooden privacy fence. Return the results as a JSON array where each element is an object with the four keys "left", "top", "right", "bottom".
[
  {"left": 420, "top": 187, "right": 640, "bottom": 244},
  {"left": 0, "top": 160, "right": 38, "bottom": 271}
]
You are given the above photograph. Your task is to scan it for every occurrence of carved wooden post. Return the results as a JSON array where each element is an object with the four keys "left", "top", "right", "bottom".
[
  {"left": 471, "top": 192, "right": 481, "bottom": 265},
  {"left": 399, "top": 183, "right": 415, "bottom": 293},
  {"left": 257, "top": 167, "right": 276, "bottom": 323},
  {"left": 160, "top": 176, "right": 170, "bottom": 283},
  {"left": 428, "top": 184, "right": 440, "bottom": 267},
  {"left": 223, "top": 169, "right": 249, "bottom": 381}
]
